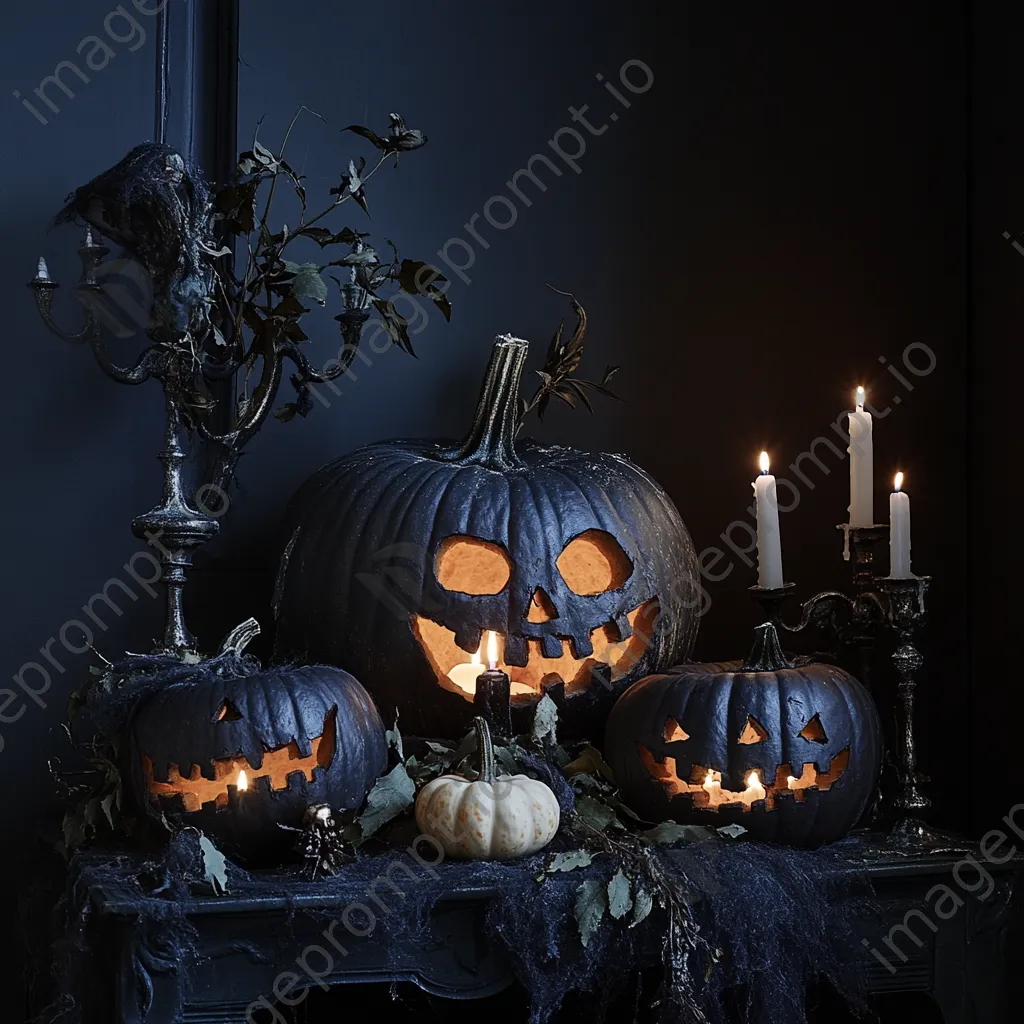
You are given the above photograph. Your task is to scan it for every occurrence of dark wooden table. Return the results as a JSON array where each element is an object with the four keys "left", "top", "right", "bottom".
[{"left": 81, "top": 844, "right": 1023, "bottom": 1024}]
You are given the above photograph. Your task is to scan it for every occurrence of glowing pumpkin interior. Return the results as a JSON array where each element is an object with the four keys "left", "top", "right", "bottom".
[
  {"left": 639, "top": 711, "right": 850, "bottom": 812},
  {"left": 144, "top": 707, "right": 337, "bottom": 813},
  {"left": 413, "top": 529, "right": 656, "bottom": 703}
]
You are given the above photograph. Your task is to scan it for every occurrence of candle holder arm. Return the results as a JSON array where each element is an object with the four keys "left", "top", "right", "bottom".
[{"left": 29, "top": 257, "right": 165, "bottom": 386}]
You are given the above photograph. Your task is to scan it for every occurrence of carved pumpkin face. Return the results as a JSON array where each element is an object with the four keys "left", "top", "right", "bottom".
[
  {"left": 413, "top": 511, "right": 662, "bottom": 702},
  {"left": 274, "top": 337, "right": 701, "bottom": 738},
  {"left": 129, "top": 661, "right": 387, "bottom": 863},
  {"left": 605, "top": 625, "right": 882, "bottom": 847}
]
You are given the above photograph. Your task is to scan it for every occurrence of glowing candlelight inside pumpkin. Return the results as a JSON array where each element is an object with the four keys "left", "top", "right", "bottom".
[
  {"left": 447, "top": 632, "right": 535, "bottom": 697},
  {"left": 744, "top": 771, "right": 766, "bottom": 803},
  {"left": 699, "top": 768, "right": 765, "bottom": 808},
  {"left": 237, "top": 769, "right": 248, "bottom": 792},
  {"left": 447, "top": 641, "right": 485, "bottom": 695}
]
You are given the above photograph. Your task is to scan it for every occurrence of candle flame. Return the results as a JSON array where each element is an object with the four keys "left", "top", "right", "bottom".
[
  {"left": 746, "top": 771, "right": 760, "bottom": 790},
  {"left": 759, "top": 451, "right": 770, "bottom": 474},
  {"left": 237, "top": 769, "right": 248, "bottom": 792},
  {"left": 894, "top": 471, "right": 904, "bottom": 493},
  {"left": 486, "top": 630, "right": 498, "bottom": 670},
  {"left": 787, "top": 775, "right": 798, "bottom": 788},
  {"left": 856, "top": 385, "right": 865, "bottom": 404}
]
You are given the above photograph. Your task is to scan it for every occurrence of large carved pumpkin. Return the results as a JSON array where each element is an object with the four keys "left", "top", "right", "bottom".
[
  {"left": 128, "top": 620, "right": 387, "bottom": 862},
  {"left": 605, "top": 623, "right": 882, "bottom": 847},
  {"left": 274, "top": 336, "right": 700, "bottom": 738}
]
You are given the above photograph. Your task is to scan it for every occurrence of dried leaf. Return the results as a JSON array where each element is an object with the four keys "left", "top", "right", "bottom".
[
  {"left": 565, "top": 380, "right": 594, "bottom": 413},
  {"left": 327, "top": 246, "right": 379, "bottom": 268},
  {"left": 100, "top": 791, "right": 117, "bottom": 829},
  {"left": 397, "top": 259, "right": 452, "bottom": 322},
  {"left": 574, "top": 877, "right": 608, "bottom": 948},
  {"left": 214, "top": 178, "right": 259, "bottom": 235},
  {"left": 200, "top": 835, "right": 229, "bottom": 895},
  {"left": 357, "top": 764, "right": 415, "bottom": 838},
  {"left": 551, "top": 386, "right": 577, "bottom": 409},
  {"left": 531, "top": 694, "right": 559, "bottom": 746},
  {"left": 573, "top": 378, "right": 622, "bottom": 402},
  {"left": 493, "top": 745, "right": 519, "bottom": 776},
  {"left": 424, "top": 740, "right": 455, "bottom": 757},
  {"left": 548, "top": 850, "right": 594, "bottom": 873},
  {"left": 343, "top": 124, "right": 388, "bottom": 150},
  {"left": 563, "top": 745, "right": 615, "bottom": 782},
  {"left": 575, "top": 795, "right": 619, "bottom": 832},
  {"left": 642, "top": 821, "right": 717, "bottom": 845},
  {"left": 607, "top": 868, "right": 634, "bottom": 919},
  {"left": 300, "top": 226, "right": 368, "bottom": 248},
  {"left": 630, "top": 882, "right": 654, "bottom": 928},
  {"left": 252, "top": 138, "right": 279, "bottom": 170},
  {"left": 281, "top": 262, "right": 327, "bottom": 305},
  {"left": 384, "top": 712, "right": 404, "bottom": 761},
  {"left": 545, "top": 320, "right": 564, "bottom": 365},
  {"left": 372, "top": 298, "right": 415, "bottom": 356},
  {"left": 716, "top": 823, "right": 748, "bottom": 839},
  {"left": 386, "top": 112, "right": 427, "bottom": 152}
]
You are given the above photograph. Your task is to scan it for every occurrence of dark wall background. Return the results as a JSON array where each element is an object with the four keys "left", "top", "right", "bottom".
[
  {"left": 0, "top": 0, "right": 167, "bottom": 1009},
  {"left": 1, "top": 0, "right": 1017, "bottom": 1015}
]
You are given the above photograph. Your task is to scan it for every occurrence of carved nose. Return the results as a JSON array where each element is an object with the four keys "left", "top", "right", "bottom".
[{"left": 526, "top": 587, "right": 558, "bottom": 623}]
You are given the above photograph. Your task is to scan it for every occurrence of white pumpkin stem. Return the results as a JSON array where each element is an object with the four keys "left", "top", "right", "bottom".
[
  {"left": 218, "top": 617, "right": 261, "bottom": 656},
  {"left": 473, "top": 716, "right": 497, "bottom": 784}
]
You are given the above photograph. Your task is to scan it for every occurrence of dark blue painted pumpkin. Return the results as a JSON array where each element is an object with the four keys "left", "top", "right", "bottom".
[
  {"left": 273, "top": 336, "right": 701, "bottom": 738},
  {"left": 605, "top": 623, "right": 882, "bottom": 847}
]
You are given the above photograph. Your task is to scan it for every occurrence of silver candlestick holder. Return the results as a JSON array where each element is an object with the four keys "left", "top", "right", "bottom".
[
  {"left": 30, "top": 237, "right": 219, "bottom": 655},
  {"left": 29, "top": 226, "right": 371, "bottom": 657},
  {"left": 751, "top": 526, "right": 965, "bottom": 854}
]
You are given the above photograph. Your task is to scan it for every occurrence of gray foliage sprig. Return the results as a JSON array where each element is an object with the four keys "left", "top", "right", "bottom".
[{"left": 210, "top": 107, "right": 450, "bottom": 427}]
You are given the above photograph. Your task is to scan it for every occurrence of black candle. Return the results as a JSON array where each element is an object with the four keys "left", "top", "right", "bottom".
[{"left": 473, "top": 667, "right": 512, "bottom": 738}]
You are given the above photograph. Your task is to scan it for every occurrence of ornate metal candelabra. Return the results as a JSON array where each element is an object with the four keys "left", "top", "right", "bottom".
[
  {"left": 29, "top": 214, "right": 371, "bottom": 657},
  {"left": 750, "top": 524, "right": 964, "bottom": 854},
  {"left": 30, "top": 236, "right": 221, "bottom": 655}
]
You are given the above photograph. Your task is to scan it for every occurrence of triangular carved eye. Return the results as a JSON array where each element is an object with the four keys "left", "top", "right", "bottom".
[
  {"left": 738, "top": 715, "right": 768, "bottom": 744},
  {"left": 799, "top": 714, "right": 828, "bottom": 744},
  {"left": 664, "top": 717, "right": 689, "bottom": 743},
  {"left": 216, "top": 700, "right": 243, "bottom": 723},
  {"left": 526, "top": 587, "right": 559, "bottom": 623}
]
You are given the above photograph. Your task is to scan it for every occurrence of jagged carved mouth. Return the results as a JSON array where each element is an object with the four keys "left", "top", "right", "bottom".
[
  {"left": 637, "top": 744, "right": 850, "bottom": 812},
  {"left": 145, "top": 710, "right": 337, "bottom": 813},
  {"left": 411, "top": 598, "right": 658, "bottom": 703}
]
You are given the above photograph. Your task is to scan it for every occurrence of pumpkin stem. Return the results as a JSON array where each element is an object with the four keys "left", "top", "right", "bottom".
[
  {"left": 473, "top": 715, "right": 498, "bottom": 784},
  {"left": 219, "top": 617, "right": 261, "bottom": 656},
  {"left": 447, "top": 335, "right": 527, "bottom": 471},
  {"left": 742, "top": 621, "right": 793, "bottom": 672}
]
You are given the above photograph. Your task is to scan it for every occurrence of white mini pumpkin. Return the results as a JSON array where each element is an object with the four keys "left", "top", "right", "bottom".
[{"left": 415, "top": 717, "right": 560, "bottom": 860}]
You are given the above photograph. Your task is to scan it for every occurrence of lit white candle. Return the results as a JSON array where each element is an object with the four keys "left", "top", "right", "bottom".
[
  {"left": 447, "top": 632, "right": 535, "bottom": 696},
  {"left": 889, "top": 472, "right": 913, "bottom": 578},
  {"left": 753, "top": 451, "right": 784, "bottom": 589},
  {"left": 848, "top": 386, "right": 874, "bottom": 527},
  {"left": 447, "top": 643, "right": 484, "bottom": 694}
]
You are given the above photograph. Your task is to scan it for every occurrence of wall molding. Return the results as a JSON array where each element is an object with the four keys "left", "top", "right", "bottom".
[{"left": 154, "top": 0, "right": 238, "bottom": 185}]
